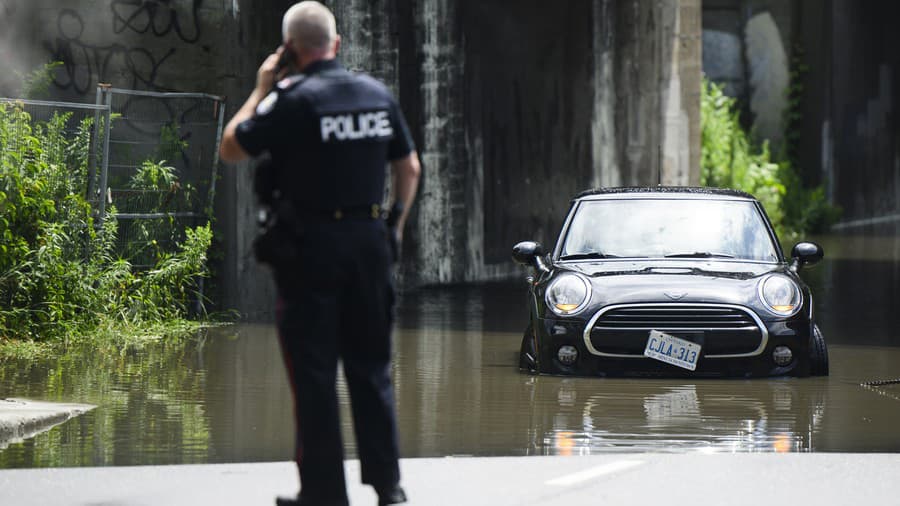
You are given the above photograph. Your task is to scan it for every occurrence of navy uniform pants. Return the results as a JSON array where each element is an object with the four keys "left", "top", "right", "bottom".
[{"left": 274, "top": 219, "right": 400, "bottom": 505}]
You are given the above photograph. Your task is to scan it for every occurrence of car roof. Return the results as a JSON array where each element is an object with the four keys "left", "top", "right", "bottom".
[{"left": 574, "top": 186, "right": 758, "bottom": 201}]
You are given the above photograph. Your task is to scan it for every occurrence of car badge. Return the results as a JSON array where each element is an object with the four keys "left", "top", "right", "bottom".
[{"left": 664, "top": 291, "right": 687, "bottom": 300}]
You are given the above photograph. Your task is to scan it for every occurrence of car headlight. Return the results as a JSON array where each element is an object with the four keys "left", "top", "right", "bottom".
[
  {"left": 546, "top": 274, "right": 591, "bottom": 315},
  {"left": 759, "top": 274, "right": 801, "bottom": 316}
]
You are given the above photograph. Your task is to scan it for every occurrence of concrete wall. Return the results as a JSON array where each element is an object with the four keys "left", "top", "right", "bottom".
[
  {"left": 702, "top": 0, "right": 792, "bottom": 150},
  {"left": 404, "top": 0, "right": 701, "bottom": 285},
  {"left": 0, "top": 0, "right": 240, "bottom": 100},
  {"left": 463, "top": 1, "right": 592, "bottom": 266},
  {"left": 703, "top": 0, "right": 900, "bottom": 225},
  {"left": 0, "top": 0, "right": 702, "bottom": 317},
  {"left": 0, "top": 0, "right": 270, "bottom": 315},
  {"left": 800, "top": 0, "right": 900, "bottom": 224}
]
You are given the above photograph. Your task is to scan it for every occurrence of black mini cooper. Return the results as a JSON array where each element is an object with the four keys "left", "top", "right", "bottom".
[{"left": 513, "top": 187, "right": 828, "bottom": 378}]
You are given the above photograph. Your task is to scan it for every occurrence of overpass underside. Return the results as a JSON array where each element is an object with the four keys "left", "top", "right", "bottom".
[
  {"left": 220, "top": 0, "right": 702, "bottom": 317},
  {"left": 0, "top": 0, "right": 701, "bottom": 317}
]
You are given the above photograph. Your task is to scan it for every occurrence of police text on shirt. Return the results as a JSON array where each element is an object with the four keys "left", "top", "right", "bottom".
[{"left": 320, "top": 110, "right": 394, "bottom": 142}]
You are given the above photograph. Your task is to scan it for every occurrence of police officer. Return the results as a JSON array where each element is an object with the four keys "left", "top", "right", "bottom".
[{"left": 219, "top": 2, "right": 421, "bottom": 505}]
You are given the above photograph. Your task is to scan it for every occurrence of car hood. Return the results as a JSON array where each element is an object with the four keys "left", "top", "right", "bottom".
[{"left": 556, "top": 259, "right": 794, "bottom": 311}]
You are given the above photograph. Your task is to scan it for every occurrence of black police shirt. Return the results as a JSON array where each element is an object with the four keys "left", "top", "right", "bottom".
[{"left": 235, "top": 59, "right": 415, "bottom": 211}]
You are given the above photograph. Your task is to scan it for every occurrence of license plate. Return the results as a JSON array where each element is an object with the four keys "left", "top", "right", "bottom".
[{"left": 644, "top": 330, "right": 701, "bottom": 371}]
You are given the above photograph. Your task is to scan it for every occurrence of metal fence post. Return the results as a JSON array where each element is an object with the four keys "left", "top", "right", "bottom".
[
  {"left": 97, "top": 84, "right": 113, "bottom": 222},
  {"left": 86, "top": 86, "right": 103, "bottom": 202},
  {"left": 195, "top": 98, "right": 226, "bottom": 315},
  {"left": 209, "top": 99, "right": 226, "bottom": 215}
]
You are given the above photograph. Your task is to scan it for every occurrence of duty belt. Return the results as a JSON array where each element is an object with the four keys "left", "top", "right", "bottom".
[{"left": 300, "top": 204, "right": 383, "bottom": 221}]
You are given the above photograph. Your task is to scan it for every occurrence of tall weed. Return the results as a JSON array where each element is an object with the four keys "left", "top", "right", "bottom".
[
  {"left": 700, "top": 78, "right": 840, "bottom": 240},
  {"left": 0, "top": 102, "right": 211, "bottom": 343}
]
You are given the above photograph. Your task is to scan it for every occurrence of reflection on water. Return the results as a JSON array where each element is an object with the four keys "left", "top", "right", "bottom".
[
  {"left": 804, "top": 229, "right": 900, "bottom": 347},
  {"left": 390, "top": 329, "right": 900, "bottom": 457},
  {"left": 532, "top": 378, "right": 821, "bottom": 455},
  {"left": 0, "top": 340, "right": 209, "bottom": 464},
  {"left": 1, "top": 228, "right": 899, "bottom": 467}
]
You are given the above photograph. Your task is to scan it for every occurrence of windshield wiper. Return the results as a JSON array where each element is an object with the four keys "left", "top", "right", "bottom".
[
  {"left": 560, "top": 252, "right": 621, "bottom": 260},
  {"left": 664, "top": 252, "right": 735, "bottom": 259}
]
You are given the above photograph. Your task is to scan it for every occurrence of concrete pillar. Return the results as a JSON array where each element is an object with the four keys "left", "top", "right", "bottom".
[
  {"left": 331, "top": 0, "right": 399, "bottom": 90},
  {"left": 662, "top": 0, "right": 702, "bottom": 186},
  {"left": 216, "top": 0, "right": 283, "bottom": 320},
  {"left": 414, "top": 0, "right": 465, "bottom": 284},
  {"left": 613, "top": 0, "right": 701, "bottom": 187},
  {"left": 401, "top": 0, "right": 702, "bottom": 286},
  {"left": 592, "top": 0, "right": 622, "bottom": 188}
]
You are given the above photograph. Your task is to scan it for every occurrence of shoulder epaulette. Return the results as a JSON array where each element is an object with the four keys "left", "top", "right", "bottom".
[{"left": 277, "top": 74, "right": 307, "bottom": 91}]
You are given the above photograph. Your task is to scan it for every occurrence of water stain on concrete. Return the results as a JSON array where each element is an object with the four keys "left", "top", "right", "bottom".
[{"left": 0, "top": 399, "right": 95, "bottom": 449}]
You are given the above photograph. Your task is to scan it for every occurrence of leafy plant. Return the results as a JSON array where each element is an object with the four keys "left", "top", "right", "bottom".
[
  {"left": 0, "top": 102, "right": 211, "bottom": 345},
  {"left": 17, "top": 61, "right": 64, "bottom": 100},
  {"left": 700, "top": 77, "right": 840, "bottom": 240},
  {"left": 120, "top": 160, "right": 198, "bottom": 265},
  {"left": 701, "top": 78, "right": 786, "bottom": 234},
  {"left": 156, "top": 122, "right": 189, "bottom": 165}
]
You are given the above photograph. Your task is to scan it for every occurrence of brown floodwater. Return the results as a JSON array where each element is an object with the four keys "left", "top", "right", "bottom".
[{"left": 1, "top": 227, "right": 899, "bottom": 467}]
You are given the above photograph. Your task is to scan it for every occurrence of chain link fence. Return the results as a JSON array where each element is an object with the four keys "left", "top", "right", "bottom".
[
  {"left": 0, "top": 97, "right": 110, "bottom": 203},
  {"left": 1, "top": 87, "right": 224, "bottom": 274},
  {"left": 97, "top": 87, "right": 225, "bottom": 269}
]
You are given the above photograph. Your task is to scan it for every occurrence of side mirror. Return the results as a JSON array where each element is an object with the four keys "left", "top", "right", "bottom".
[
  {"left": 790, "top": 241, "right": 824, "bottom": 270},
  {"left": 512, "top": 241, "right": 549, "bottom": 272}
]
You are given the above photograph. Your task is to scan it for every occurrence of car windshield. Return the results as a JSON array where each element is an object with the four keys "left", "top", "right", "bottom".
[{"left": 560, "top": 198, "right": 780, "bottom": 262}]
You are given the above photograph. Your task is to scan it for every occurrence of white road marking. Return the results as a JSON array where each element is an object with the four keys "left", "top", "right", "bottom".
[{"left": 545, "top": 460, "right": 645, "bottom": 486}]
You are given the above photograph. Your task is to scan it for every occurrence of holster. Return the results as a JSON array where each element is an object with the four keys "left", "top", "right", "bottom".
[
  {"left": 253, "top": 153, "right": 303, "bottom": 268},
  {"left": 253, "top": 200, "right": 304, "bottom": 268}
]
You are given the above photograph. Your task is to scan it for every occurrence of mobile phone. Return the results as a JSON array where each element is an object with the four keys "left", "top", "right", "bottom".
[{"left": 277, "top": 45, "right": 295, "bottom": 73}]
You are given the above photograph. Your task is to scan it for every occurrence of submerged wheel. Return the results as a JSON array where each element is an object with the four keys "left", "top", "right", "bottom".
[
  {"left": 519, "top": 322, "right": 538, "bottom": 372},
  {"left": 810, "top": 324, "right": 829, "bottom": 376}
]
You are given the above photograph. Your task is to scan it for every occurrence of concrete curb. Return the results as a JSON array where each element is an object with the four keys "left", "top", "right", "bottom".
[
  {"left": 1, "top": 454, "right": 900, "bottom": 505},
  {"left": 0, "top": 398, "right": 95, "bottom": 448}
]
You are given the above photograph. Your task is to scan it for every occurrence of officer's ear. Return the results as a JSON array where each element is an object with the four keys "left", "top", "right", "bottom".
[
  {"left": 333, "top": 34, "right": 342, "bottom": 56},
  {"left": 282, "top": 41, "right": 298, "bottom": 65}
]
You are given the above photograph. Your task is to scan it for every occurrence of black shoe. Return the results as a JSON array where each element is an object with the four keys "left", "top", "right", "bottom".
[
  {"left": 276, "top": 494, "right": 349, "bottom": 506},
  {"left": 376, "top": 484, "right": 407, "bottom": 505}
]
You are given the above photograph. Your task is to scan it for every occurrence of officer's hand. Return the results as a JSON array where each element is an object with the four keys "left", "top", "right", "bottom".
[
  {"left": 388, "top": 226, "right": 401, "bottom": 263},
  {"left": 256, "top": 47, "right": 286, "bottom": 92}
]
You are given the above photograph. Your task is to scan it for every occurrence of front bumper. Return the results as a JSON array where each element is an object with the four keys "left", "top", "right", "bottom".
[{"left": 530, "top": 314, "right": 812, "bottom": 378}]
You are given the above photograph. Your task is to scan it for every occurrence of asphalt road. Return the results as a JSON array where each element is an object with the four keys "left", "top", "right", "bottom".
[{"left": 1, "top": 453, "right": 899, "bottom": 505}]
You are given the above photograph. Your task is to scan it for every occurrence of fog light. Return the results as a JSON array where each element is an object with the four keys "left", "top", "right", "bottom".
[
  {"left": 773, "top": 346, "right": 793, "bottom": 366},
  {"left": 558, "top": 345, "right": 579, "bottom": 366}
]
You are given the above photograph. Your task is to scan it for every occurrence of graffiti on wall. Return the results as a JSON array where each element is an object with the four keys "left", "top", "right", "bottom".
[
  {"left": 33, "top": 0, "right": 211, "bottom": 173},
  {"left": 112, "top": 0, "right": 202, "bottom": 44},
  {"left": 46, "top": 9, "right": 177, "bottom": 94},
  {"left": 43, "top": 0, "right": 205, "bottom": 95}
]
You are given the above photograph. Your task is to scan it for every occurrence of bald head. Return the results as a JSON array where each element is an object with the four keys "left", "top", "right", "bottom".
[{"left": 283, "top": 1, "right": 338, "bottom": 51}]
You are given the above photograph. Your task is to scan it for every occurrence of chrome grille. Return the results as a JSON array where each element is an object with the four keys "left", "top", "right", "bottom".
[
  {"left": 584, "top": 304, "right": 767, "bottom": 358},
  {"left": 594, "top": 306, "right": 757, "bottom": 330}
]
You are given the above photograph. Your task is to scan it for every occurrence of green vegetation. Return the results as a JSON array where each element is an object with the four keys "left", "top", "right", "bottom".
[
  {"left": 121, "top": 160, "right": 199, "bottom": 266},
  {"left": 0, "top": 101, "right": 213, "bottom": 358},
  {"left": 700, "top": 77, "right": 841, "bottom": 241},
  {"left": 16, "top": 61, "right": 64, "bottom": 100},
  {"left": 0, "top": 327, "right": 216, "bottom": 467}
]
